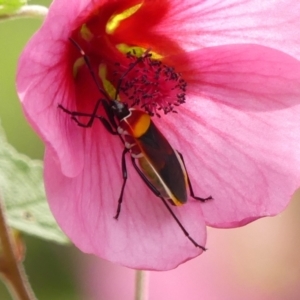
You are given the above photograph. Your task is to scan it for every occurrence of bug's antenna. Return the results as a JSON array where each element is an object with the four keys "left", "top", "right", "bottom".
[
  {"left": 114, "top": 49, "right": 151, "bottom": 100},
  {"left": 70, "top": 37, "right": 151, "bottom": 104},
  {"left": 69, "top": 38, "right": 110, "bottom": 102}
]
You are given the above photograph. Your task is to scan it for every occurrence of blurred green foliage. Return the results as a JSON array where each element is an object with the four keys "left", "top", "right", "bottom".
[
  {"left": 0, "top": 2, "right": 44, "bottom": 159},
  {"left": 0, "top": 0, "right": 27, "bottom": 15},
  {"left": 0, "top": 1, "right": 80, "bottom": 299}
]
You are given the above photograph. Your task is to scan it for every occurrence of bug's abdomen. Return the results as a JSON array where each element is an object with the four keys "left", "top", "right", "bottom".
[
  {"left": 137, "top": 155, "right": 172, "bottom": 200},
  {"left": 119, "top": 109, "right": 188, "bottom": 205}
]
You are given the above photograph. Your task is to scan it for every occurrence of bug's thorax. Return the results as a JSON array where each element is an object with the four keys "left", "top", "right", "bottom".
[
  {"left": 116, "top": 107, "right": 151, "bottom": 158},
  {"left": 117, "top": 108, "right": 151, "bottom": 138}
]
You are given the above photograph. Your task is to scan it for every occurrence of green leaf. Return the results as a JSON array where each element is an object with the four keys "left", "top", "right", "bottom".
[
  {"left": 0, "top": 121, "right": 69, "bottom": 244},
  {"left": 0, "top": 0, "right": 27, "bottom": 15}
]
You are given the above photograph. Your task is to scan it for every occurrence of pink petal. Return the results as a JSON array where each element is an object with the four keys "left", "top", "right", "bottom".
[
  {"left": 44, "top": 132, "right": 207, "bottom": 270},
  {"left": 152, "top": 0, "right": 300, "bottom": 59},
  {"left": 17, "top": 0, "right": 208, "bottom": 270},
  {"left": 16, "top": 0, "right": 102, "bottom": 176},
  {"left": 16, "top": 0, "right": 300, "bottom": 270},
  {"left": 156, "top": 44, "right": 300, "bottom": 227}
]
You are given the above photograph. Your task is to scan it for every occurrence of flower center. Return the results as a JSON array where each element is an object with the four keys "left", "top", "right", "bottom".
[
  {"left": 71, "top": 0, "right": 189, "bottom": 117},
  {"left": 113, "top": 52, "right": 187, "bottom": 117}
]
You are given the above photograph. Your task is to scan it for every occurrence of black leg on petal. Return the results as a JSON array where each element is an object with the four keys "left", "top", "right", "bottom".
[
  {"left": 114, "top": 148, "right": 129, "bottom": 220},
  {"left": 131, "top": 157, "right": 206, "bottom": 250},
  {"left": 177, "top": 151, "right": 213, "bottom": 202},
  {"left": 58, "top": 101, "right": 118, "bottom": 135}
]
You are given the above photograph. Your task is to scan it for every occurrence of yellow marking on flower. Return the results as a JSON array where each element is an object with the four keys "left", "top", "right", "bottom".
[
  {"left": 116, "top": 43, "right": 163, "bottom": 59},
  {"left": 80, "top": 24, "right": 93, "bottom": 41},
  {"left": 98, "top": 64, "right": 119, "bottom": 100},
  {"left": 106, "top": 3, "right": 143, "bottom": 34},
  {"left": 73, "top": 57, "right": 85, "bottom": 77}
]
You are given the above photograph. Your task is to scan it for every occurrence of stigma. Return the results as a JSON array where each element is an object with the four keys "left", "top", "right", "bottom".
[{"left": 114, "top": 52, "right": 187, "bottom": 117}]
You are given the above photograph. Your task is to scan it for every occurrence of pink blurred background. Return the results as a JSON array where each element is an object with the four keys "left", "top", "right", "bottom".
[{"left": 78, "top": 191, "right": 300, "bottom": 300}]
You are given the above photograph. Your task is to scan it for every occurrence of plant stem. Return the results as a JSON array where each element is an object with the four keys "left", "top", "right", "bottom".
[
  {"left": 0, "top": 196, "right": 37, "bottom": 300},
  {"left": 134, "top": 270, "right": 149, "bottom": 300},
  {"left": 0, "top": 5, "right": 48, "bottom": 21}
]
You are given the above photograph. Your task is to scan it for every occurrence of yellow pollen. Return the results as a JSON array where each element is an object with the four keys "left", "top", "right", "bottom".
[
  {"left": 116, "top": 43, "right": 163, "bottom": 59},
  {"left": 80, "top": 24, "right": 94, "bottom": 41},
  {"left": 98, "top": 64, "right": 119, "bottom": 100},
  {"left": 73, "top": 57, "right": 85, "bottom": 77},
  {"left": 106, "top": 3, "right": 143, "bottom": 34}
]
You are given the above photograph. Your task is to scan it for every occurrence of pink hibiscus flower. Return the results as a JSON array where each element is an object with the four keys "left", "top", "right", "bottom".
[{"left": 17, "top": 0, "right": 300, "bottom": 270}]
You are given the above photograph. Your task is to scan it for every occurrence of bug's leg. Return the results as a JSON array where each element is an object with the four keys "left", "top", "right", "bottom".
[
  {"left": 131, "top": 157, "right": 206, "bottom": 251},
  {"left": 69, "top": 38, "right": 110, "bottom": 101},
  {"left": 98, "top": 117, "right": 118, "bottom": 135},
  {"left": 114, "top": 148, "right": 130, "bottom": 220},
  {"left": 177, "top": 151, "right": 213, "bottom": 202},
  {"left": 58, "top": 99, "right": 102, "bottom": 127},
  {"left": 58, "top": 101, "right": 118, "bottom": 135},
  {"left": 158, "top": 195, "right": 207, "bottom": 251}
]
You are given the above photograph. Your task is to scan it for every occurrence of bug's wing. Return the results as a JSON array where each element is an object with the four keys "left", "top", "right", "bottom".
[{"left": 137, "top": 122, "right": 187, "bottom": 204}]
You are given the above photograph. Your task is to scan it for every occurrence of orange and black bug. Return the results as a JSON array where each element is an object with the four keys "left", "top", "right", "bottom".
[{"left": 59, "top": 38, "right": 212, "bottom": 250}]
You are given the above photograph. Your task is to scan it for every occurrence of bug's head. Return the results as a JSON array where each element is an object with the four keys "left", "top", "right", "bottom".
[{"left": 111, "top": 100, "right": 130, "bottom": 120}]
